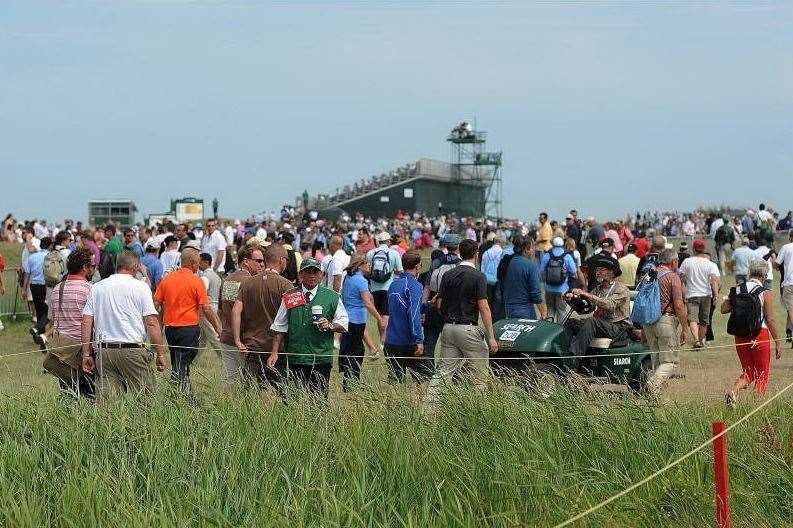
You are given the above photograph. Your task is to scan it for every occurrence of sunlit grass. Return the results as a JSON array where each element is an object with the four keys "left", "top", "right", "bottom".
[{"left": 0, "top": 381, "right": 791, "bottom": 528}]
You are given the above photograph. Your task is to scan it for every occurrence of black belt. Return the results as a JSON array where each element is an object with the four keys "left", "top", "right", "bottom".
[
  {"left": 445, "top": 320, "right": 476, "bottom": 326},
  {"left": 100, "top": 342, "right": 142, "bottom": 349}
]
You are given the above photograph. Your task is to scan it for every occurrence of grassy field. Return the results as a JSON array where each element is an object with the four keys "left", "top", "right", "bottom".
[
  {"left": 1, "top": 242, "right": 793, "bottom": 527},
  {"left": 0, "top": 375, "right": 792, "bottom": 527}
]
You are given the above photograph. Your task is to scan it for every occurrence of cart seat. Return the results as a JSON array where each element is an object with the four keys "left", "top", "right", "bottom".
[{"left": 589, "top": 338, "right": 613, "bottom": 349}]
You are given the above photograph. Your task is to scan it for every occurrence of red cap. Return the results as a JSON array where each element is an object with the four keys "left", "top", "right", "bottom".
[{"left": 693, "top": 239, "right": 706, "bottom": 252}]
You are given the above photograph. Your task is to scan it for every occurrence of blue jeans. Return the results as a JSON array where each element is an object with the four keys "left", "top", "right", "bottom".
[{"left": 505, "top": 304, "right": 537, "bottom": 320}]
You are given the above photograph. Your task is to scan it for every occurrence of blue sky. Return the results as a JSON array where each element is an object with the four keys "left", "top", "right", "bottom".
[{"left": 2, "top": 2, "right": 791, "bottom": 224}]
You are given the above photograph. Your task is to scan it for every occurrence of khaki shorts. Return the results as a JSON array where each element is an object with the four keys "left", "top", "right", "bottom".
[
  {"left": 686, "top": 296, "right": 711, "bottom": 326},
  {"left": 782, "top": 286, "right": 793, "bottom": 313}
]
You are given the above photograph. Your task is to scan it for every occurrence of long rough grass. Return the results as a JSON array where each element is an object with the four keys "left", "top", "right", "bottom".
[{"left": 1, "top": 382, "right": 791, "bottom": 528}]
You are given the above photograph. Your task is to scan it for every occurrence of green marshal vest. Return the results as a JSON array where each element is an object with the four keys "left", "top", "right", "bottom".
[{"left": 285, "top": 286, "right": 339, "bottom": 365}]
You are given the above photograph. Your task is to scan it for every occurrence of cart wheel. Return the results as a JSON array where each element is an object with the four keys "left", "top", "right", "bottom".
[{"left": 627, "top": 357, "right": 652, "bottom": 393}]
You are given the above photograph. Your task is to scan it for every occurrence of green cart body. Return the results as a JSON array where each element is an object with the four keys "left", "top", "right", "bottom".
[{"left": 490, "top": 318, "right": 652, "bottom": 390}]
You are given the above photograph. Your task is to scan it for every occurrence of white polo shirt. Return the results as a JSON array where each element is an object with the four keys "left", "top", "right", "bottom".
[
  {"left": 678, "top": 255, "right": 720, "bottom": 298},
  {"left": 83, "top": 273, "right": 158, "bottom": 343},
  {"left": 776, "top": 242, "right": 793, "bottom": 288},
  {"left": 200, "top": 230, "right": 227, "bottom": 270}
]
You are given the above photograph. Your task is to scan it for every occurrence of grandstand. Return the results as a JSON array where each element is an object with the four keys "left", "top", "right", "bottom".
[{"left": 300, "top": 122, "right": 503, "bottom": 219}]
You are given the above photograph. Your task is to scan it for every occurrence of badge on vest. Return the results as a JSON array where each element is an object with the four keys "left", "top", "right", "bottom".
[{"left": 282, "top": 289, "right": 306, "bottom": 309}]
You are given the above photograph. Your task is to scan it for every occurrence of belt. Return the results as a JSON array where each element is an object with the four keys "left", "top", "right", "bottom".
[
  {"left": 99, "top": 342, "right": 142, "bottom": 349},
  {"left": 445, "top": 320, "right": 476, "bottom": 326}
]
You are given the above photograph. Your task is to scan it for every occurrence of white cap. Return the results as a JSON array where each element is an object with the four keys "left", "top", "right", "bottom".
[
  {"left": 376, "top": 232, "right": 392, "bottom": 243},
  {"left": 552, "top": 236, "right": 564, "bottom": 247}
]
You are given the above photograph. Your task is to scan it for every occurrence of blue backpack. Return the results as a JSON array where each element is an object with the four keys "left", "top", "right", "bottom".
[{"left": 631, "top": 270, "right": 671, "bottom": 326}]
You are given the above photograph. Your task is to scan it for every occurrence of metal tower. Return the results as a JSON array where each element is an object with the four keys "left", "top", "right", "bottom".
[{"left": 447, "top": 121, "right": 503, "bottom": 219}]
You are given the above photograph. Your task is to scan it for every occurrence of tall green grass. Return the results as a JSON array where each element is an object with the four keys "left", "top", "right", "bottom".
[{"left": 0, "top": 383, "right": 791, "bottom": 528}]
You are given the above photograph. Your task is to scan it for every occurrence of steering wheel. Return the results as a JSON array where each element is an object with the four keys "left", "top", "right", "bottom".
[{"left": 567, "top": 295, "right": 595, "bottom": 315}]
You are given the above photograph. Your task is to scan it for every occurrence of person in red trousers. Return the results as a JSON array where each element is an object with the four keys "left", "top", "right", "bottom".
[{"left": 722, "top": 259, "right": 782, "bottom": 406}]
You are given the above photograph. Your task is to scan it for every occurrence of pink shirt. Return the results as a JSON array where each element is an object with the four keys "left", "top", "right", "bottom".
[
  {"left": 49, "top": 277, "right": 93, "bottom": 340},
  {"left": 604, "top": 229, "right": 624, "bottom": 254},
  {"left": 83, "top": 240, "right": 101, "bottom": 267}
]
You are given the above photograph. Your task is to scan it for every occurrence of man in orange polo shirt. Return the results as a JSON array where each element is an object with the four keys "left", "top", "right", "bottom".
[{"left": 154, "top": 248, "right": 221, "bottom": 387}]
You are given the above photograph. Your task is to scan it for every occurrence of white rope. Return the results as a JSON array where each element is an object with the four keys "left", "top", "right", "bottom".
[
  {"left": 552, "top": 378, "right": 793, "bottom": 528},
  {"left": 116, "top": 335, "right": 787, "bottom": 362},
  {"left": 0, "top": 340, "right": 100, "bottom": 360},
  {"left": 1, "top": 336, "right": 787, "bottom": 363}
]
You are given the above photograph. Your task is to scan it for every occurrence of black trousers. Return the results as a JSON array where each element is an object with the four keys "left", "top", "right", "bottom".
[
  {"left": 244, "top": 354, "right": 282, "bottom": 390},
  {"left": 281, "top": 362, "right": 332, "bottom": 398},
  {"left": 30, "top": 284, "right": 48, "bottom": 334},
  {"left": 487, "top": 284, "right": 505, "bottom": 322},
  {"left": 565, "top": 318, "right": 630, "bottom": 357},
  {"left": 423, "top": 325, "right": 441, "bottom": 359},
  {"left": 165, "top": 325, "right": 200, "bottom": 386},
  {"left": 384, "top": 343, "right": 435, "bottom": 382},
  {"left": 339, "top": 323, "right": 366, "bottom": 391}
]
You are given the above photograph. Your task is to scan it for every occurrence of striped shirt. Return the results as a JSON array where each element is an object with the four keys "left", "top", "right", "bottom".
[{"left": 49, "top": 277, "right": 93, "bottom": 340}]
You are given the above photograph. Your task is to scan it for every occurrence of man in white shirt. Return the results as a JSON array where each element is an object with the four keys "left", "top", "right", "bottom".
[
  {"left": 20, "top": 227, "right": 41, "bottom": 313},
  {"left": 757, "top": 203, "right": 773, "bottom": 224},
  {"left": 159, "top": 235, "right": 182, "bottom": 272},
  {"left": 200, "top": 219, "right": 227, "bottom": 273},
  {"left": 224, "top": 222, "right": 235, "bottom": 246},
  {"left": 321, "top": 235, "right": 350, "bottom": 293},
  {"left": 255, "top": 222, "right": 269, "bottom": 244},
  {"left": 81, "top": 251, "right": 166, "bottom": 400},
  {"left": 774, "top": 230, "right": 793, "bottom": 344},
  {"left": 682, "top": 218, "right": 696, "bottom": 237},
  {"left": 709, "top": 216, "right": 724, "bottom": 237},
  {"left": 753, "top": 241, "right": 775, "bottom": 289},
  {"left": 678, "top": 239, "right": 721, "bottom": 348}
]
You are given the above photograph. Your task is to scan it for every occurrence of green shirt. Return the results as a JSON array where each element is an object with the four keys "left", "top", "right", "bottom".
[{"left": 104, "top": 237, "right": 123, "bottom": 255}]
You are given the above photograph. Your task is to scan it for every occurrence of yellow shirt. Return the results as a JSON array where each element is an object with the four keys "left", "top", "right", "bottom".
[
  {"left": 536, "top": 222, "right": 553, "bottom": 252},
  {"left": 618, "top": 253, "right": 641, "bottom": 286}
]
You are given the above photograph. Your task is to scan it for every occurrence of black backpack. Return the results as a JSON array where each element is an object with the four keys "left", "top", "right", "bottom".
[
  {"left": 726, "top": 282, "right": 766, "bottom": 338},
  {"left": 543, "top": 252, "right": 567, "bottom": 286},
  {"left": 98, "top": 250, "right": 117, "bottom": 279},
  {"left": 282, "top": 249, "right": 298, "bottom": 285},
  {"left": 715, "top": 224, "right": 734, "bottom": 246}
]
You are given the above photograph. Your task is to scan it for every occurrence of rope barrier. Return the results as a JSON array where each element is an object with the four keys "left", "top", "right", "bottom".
[
  {"left": 0, "top": 336, "right": 789, "bottom": 363},
  {"left": 0, "top": 340, "right": 99, "bottom": 360},
  {"left": 551, "top": 377, "right": 793, "bottom": 527},
  {"left": 116, "top": 335, "right": 787, "bottom": 363}
]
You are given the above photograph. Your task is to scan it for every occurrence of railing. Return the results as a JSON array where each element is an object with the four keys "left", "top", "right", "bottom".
[{"left": 0, "top": 268, "right": 31, "bottom": 318}]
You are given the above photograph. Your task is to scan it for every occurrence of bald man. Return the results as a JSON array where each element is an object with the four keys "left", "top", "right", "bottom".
[
  {"left": 321, "top": 235, "right": 350, "bottom": 293},
  {"left": 154, "top": 248, "right": 221, "bottom": 388}
]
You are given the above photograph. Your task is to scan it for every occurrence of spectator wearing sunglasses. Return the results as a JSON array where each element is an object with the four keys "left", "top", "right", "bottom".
[
  {"left": 215, "top": 245, "right": 265, "bottom": 389},
  {"left": 231, "top": 244, "right": 293, "bottom": 389}
]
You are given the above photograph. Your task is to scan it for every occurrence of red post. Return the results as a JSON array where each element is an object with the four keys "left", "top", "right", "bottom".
[{"left": 712, "top": 421, "right": 731, "bottom": 528}]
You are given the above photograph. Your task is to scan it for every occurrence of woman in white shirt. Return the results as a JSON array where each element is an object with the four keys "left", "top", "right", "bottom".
[{"left": 721, "top": 260, "right": 781, "bottom": 406}]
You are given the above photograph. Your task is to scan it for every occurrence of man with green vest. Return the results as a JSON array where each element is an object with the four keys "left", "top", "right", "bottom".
[{"left": 269, "top": 258, "right": 349, "bottom": 397}]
